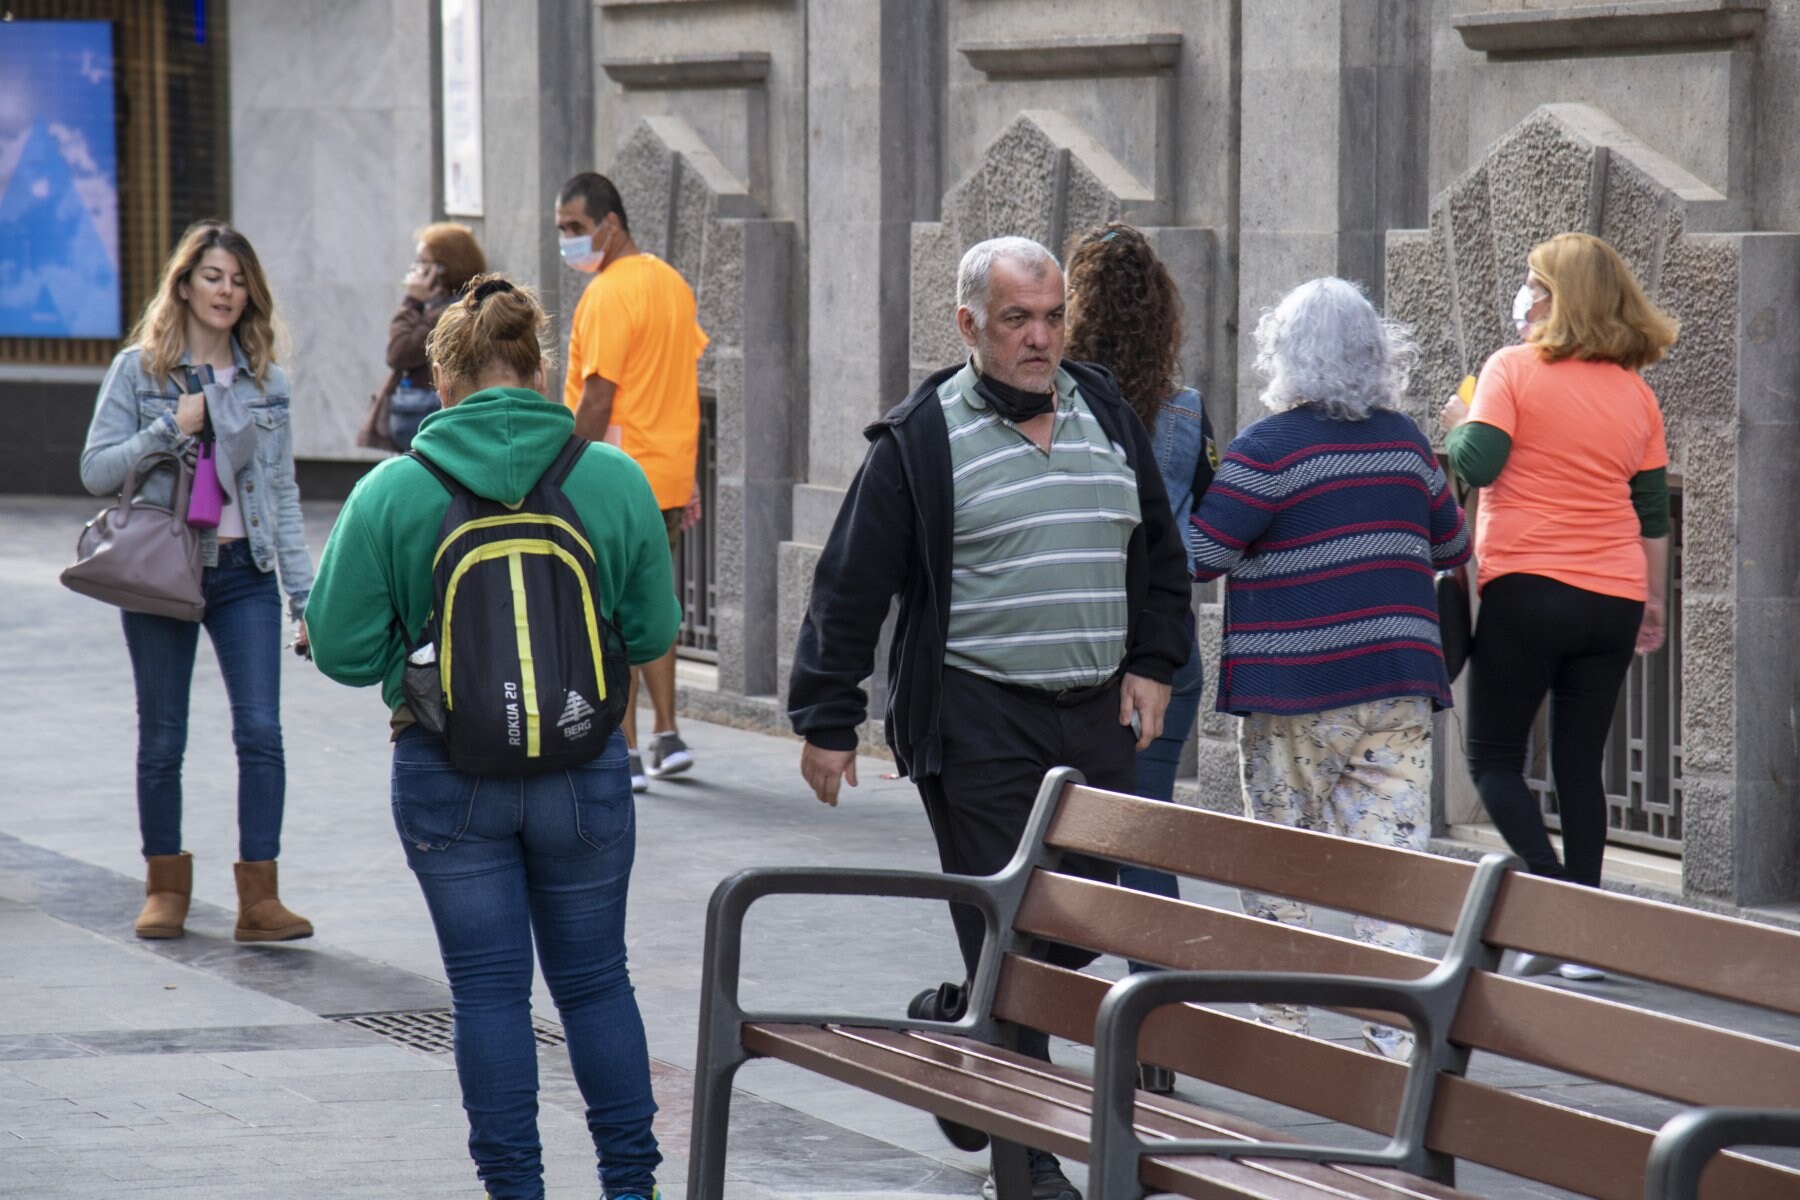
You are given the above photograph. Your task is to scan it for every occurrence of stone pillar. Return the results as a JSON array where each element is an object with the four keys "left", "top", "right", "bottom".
[
  {"left": 476, "top": 0, "right": 593, "bottom": 388},
  {"left": 779, "top": 0, "right": 945, "bottom": 716}
]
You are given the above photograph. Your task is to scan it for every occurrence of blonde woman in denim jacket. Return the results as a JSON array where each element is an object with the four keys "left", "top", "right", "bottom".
[{"left": 80, "top": 221, "right": 315, "bottom": 944}]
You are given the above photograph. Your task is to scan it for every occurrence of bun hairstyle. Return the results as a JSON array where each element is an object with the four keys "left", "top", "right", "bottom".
[{"left": 426, "top": 273, "right": 555, "bottom": 393}]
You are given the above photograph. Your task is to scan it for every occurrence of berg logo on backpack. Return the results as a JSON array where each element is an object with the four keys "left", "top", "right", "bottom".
[{"left": 401, "top": 436, "right": 629, "bottom": 775}]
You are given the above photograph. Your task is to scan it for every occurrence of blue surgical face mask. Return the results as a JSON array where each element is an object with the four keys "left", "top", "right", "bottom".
[{"left": 559, "top": 231, "right": 604, "bottom": 274}]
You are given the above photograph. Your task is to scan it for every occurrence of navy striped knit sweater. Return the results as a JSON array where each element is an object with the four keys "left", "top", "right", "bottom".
[{"left": 1189, "top": 407, "right": 1471, "bottom": 715}]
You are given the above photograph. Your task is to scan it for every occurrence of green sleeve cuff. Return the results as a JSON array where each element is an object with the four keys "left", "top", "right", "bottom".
[
  {"left": 1631, "top": 467, "right": 1671, "bottom": 537},
  {"left": 1445, "top": 421, "right": 1512, "bottom": 488}
]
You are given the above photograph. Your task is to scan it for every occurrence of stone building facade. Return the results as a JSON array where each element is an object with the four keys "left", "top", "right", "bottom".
[{"left": 6, "top": 0, "right": 1794, "bottom": 909}]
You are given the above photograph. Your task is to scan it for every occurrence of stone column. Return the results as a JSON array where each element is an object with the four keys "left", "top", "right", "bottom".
[
  {"left": 779, "top": 0, "right": 945, "bottom": 716},
  {"left": 475, "top": 0, "right": 593, "bottom": 388}
]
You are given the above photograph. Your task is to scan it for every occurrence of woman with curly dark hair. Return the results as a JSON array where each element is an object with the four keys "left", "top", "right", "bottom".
[{"left": 1064, "top": 222, "right": 1214, "bottom": 1091}]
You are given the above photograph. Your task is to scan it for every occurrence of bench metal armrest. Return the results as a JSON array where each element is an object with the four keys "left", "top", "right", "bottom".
[
  {"left": 1090, "top": 970, "right": 1441, "bottom": 1174},
  {"left": 1645, "top": 1107, "right": 1800, "bottom": 1200},
  {"left": 698, "top": 865, "right": 1007, "bottom": 1035}
]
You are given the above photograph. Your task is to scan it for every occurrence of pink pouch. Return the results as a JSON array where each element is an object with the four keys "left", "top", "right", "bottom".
[
  {"left": 182, "top": 365, "right": 223, "bottom": 529},
  {"left": 187, "top": 441, "right": 222, "bottom": 529}
]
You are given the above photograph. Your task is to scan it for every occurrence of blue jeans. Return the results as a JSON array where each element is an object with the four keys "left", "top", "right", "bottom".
[
  {"left": 1122, "top": 636, "right": 1204, "bottom": 971},
  {"left": 121, "top": 539, "right": 285, "bottom": 862},
  {"left": 393, "top": 726, "right": 660, "bottom": 1200}
]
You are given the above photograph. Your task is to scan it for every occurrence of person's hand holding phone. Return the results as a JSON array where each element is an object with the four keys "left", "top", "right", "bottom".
[{"left": 404, "top": 261, "right": 443, "bottom": 302}]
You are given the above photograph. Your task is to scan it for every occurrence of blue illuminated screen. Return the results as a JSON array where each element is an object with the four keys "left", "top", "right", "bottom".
[{"left": 0, "top": 21, "right": 122, "bottom": 339}]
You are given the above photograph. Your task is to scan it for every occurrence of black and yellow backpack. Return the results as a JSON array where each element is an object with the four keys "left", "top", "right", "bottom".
[{"left": 401, "top": 436, "right": 629, "bottom": 775}]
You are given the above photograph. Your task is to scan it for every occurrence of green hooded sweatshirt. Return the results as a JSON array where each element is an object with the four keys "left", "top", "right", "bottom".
[{"left": 307, "top": 387, "right": 682, "bottom": 714}]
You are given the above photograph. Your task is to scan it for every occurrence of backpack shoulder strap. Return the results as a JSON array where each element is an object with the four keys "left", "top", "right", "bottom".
[
  {"left": 407, "top": 448, "right": 465, "bottom": 498},
  {"left": 541, "top": 436, "right": 591, "bottom": 492}
]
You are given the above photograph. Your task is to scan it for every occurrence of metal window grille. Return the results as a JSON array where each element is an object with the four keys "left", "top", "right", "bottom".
[
  {"left": 675, "top": 392, "right": 718, "bottom": 660},
  {"left": 1529, "top": 493, "right": 1683, "bottom": 854}
]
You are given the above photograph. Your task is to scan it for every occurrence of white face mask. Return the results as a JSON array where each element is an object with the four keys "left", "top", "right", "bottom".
[
  {"left": 1512, "top": 282, "right": 1542, "bottom": 338},
  {"left": 559, "top": 230, "right": 605, "bottom": 274}
]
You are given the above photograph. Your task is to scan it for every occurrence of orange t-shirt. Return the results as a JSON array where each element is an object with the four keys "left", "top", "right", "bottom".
[
  {"left": 1467, "top": 343, "right": 1667, "bottom": 601},
  {"left": 564, "top": 254, "right": 709, "bottom": 509}
]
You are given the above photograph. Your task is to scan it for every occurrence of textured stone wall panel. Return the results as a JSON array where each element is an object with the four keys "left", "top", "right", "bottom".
[
  {"left": 1679, "top": 419, "right": 1738, "bottom": 595},
  {"left": 1485, "top": 116, "right": 1596, "bottom": 307},
  {"left": 1677, "top": 777, "right": 1733, "bottom": 899},
  {"left": 1063, "top": 157, "right": 1124, "bottom": 250},
  {"left": 1386, "top": 227, "right": 1461, "bottom": 437},
  {"left": 611, "top": 126, "right": 674, "bottom": 260},
  {"left": 1680, "top": 595, "right": 1737, "bottom": 777},
  {"left": 776, "top": 540, "right": 824, "bottom": 710},
  {"left": 1192, "top": 737, "right": 1242, "bottom": 815},
  {"left": 979, "top": 119, "right": 1061, "bottom": 245},
  {"left": 712, "top": 606, "right": 746, "bottom": 697},
  {"left": 1643, "top": 235, "right": 1740, "bottom": 439},
  {"left": 1445, "top": 170, "right": 1506, "bottom": 372},
  {"left": 670, "top": 167, "right": 714, "bottom": 286},
  {"left": 711, "top": 349, "right": 746, "bottom": 476},
  {"left": 700, "top": 218, "right": 745, "bottom": 353},
  {"left": 1196, "top": 601, "right": 1229, "bottom": 740},
  {"left": 1600, "top": 155, "right": 1671, "bottom": 291},
  {"left": 714, "top": 476, "right": 746, "bottom": 600}
]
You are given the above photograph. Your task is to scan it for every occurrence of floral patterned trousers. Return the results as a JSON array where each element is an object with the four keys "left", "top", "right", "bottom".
[{"left": 1237, "top": 696, "right": 1434, "bottom": 1058}]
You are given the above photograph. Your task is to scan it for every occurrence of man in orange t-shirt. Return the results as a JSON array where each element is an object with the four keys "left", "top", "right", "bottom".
[{"left": 556, "top": 172, "right": 709, "bottom": 790}]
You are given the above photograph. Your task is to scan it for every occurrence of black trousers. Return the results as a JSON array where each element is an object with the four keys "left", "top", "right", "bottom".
[
  {"left": 917, "top": 667, "right": 1137, "bottom": 1060},
  {"left": 1464, "top": 573, "right": 1642, "bottom": 887}
]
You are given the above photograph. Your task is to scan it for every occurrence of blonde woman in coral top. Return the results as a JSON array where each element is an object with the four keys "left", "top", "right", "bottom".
[{"left": 1439, "top": 233, "right": 1674, "bottom": 978}]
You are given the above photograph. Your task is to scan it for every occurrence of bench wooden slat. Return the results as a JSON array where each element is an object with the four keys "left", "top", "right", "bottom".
[
  {"left": 995, "top": 956, "right": 1408, "bottom": 1136},
  {"left": 1486, "top": 873, "right": 1800, "bottom": 1015},
  {"left": 743, "top": 1021, "right": 1477, "bottom": 1200},
  {"left": 995, "top": 956, "right": 1800, "bottom": 1200},
  {"left": 1451, "top": 971, "right": 1800, "bottom": 1109},
  {"left": 1047, "top": 787, "right": 1476, "bottom": 934},
  {"left": 1015, "top": 870, "right": 1438, "bottom": 980},
  {"left": 1431, "top": 1074, "right": 1800, "bottom": 1200}
]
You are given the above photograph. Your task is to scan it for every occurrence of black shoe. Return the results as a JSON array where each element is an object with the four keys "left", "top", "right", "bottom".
[
  {"left": 1138, "top": 1062, "right": 1175, "bottom": 1094},
  {"left": 908, "top": 981, "right": 989, "bottom": 1152},
  {"left": 981, "top": 1149, "right": 1081, "bottom": 1200}
]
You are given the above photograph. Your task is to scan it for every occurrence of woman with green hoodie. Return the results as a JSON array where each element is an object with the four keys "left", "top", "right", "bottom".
[{"left": 307, "top": 275, "right": 679, "bottom": 1200}]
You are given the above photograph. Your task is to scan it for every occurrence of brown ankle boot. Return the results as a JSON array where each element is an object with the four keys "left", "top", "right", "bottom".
[
  {"left": 233, "top": 860, "right": 313, "bottom": 942},
  {"left": 136, "top": 852, "right": 193, "bottom": 938}
]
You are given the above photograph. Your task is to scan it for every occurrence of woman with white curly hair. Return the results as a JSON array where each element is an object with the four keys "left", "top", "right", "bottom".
[{"left": 1188, "top": 276, "right": 1470, "bottom": 1058}]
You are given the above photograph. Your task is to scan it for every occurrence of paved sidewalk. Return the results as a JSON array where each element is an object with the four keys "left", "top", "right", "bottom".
[{"left": 3, "top": 496, "right": 1797, "bottom": 1199}]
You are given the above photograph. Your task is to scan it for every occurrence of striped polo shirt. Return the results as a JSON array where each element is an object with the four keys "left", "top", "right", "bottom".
[{"left": 941, "top": 361, "right": 1140, "bottom": 689}]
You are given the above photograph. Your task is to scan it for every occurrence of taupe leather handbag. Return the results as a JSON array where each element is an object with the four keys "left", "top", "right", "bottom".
[{"left": 61, "top": 449, "right": 206, "bottom": 621}]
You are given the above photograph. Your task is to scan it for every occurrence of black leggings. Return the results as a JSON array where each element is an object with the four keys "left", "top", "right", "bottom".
[{"left": 1465, "top": 573, "right": 1643, "bottom": 887}]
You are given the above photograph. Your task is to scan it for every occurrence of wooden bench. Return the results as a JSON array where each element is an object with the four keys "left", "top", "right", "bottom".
[{"left": 687, "top": 767, "right": 1800, "bottom": 1199}]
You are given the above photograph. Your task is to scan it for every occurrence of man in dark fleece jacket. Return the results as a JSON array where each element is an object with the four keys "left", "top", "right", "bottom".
[{"left": 787, "top": 236, "right": 1189, "bottom": 1198}]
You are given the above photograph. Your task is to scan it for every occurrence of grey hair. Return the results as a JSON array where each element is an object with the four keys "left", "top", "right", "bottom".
[
  {"left": 956, "top": 236, "right": 1059, "bottom": 328},
  {"left": 1253, "top": 277, "right": 1418, "bottom": 421}
]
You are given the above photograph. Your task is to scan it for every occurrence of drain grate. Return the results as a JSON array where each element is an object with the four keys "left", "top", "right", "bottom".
[{"left": 331, "top": 1009, "right": 566, "bottom": 1054}]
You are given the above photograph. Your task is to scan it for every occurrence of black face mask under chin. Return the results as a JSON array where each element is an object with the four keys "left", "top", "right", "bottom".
[{"left": 973, "top": 369, "right": 1056, "bottom": 422}]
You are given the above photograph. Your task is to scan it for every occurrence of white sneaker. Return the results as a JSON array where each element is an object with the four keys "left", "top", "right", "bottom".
[
  {"left": 627, "top": 750, "right": 649, "bottom": 793},
  {"left": 646, "top": 731, "right": 694, "bottom": 778},
  {"left": 1509, "top": 952, "right": 1559, "bottom": 977},
  {"left": 1555, "top": 962, "right": 1606, "bottom": 981}
]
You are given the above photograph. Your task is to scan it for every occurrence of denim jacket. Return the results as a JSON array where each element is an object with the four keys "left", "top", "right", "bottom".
[
  {"left": 80, "top": 340, "right": 313, "bottom": 621},
  {"left": 1152, "top": 386, "right": 1216, "bottom": 575}
]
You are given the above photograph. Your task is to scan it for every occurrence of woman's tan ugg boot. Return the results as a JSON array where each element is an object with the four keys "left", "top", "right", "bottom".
[
  {"left": 233, "top": 860, "right": 314, "bottom": 942},
  {"left": 135, "top": 851, "right": 193, "bottom": 939}
]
